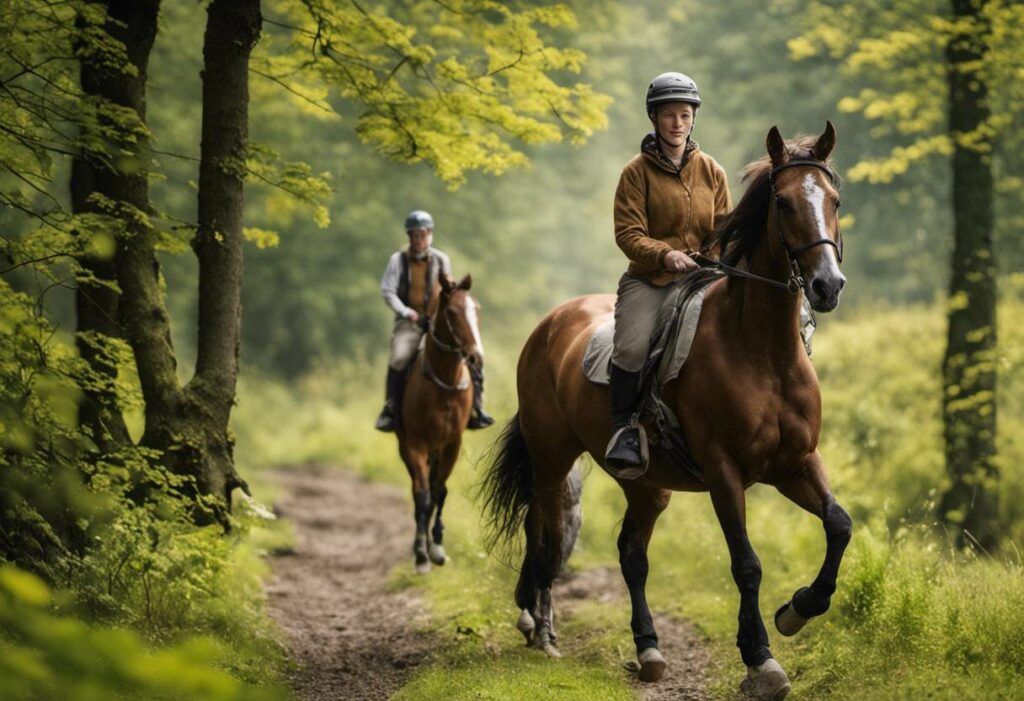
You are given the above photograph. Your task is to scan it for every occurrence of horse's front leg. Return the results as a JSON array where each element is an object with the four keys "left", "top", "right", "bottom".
[
  {"left": 428, "top": 439, "right": 461, "bottom": 566},
  {"left": 400, "top": 442, "right": 433, "bottom": 574},
  {"left": 709, "top": 464, "right": 791, "bottom": 700},
  {"left": 618, "top": 482, "right": 671, "bottom": 682},
  {"left": 773, "top": 454, "right": 852, "bottom": 636}
]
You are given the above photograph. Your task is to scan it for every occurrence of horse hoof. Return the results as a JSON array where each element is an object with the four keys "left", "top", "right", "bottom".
[
  {"left": 774, "top": 600, "right": 809, "bottom": 637},
  {"left": 429, "top": 543, "right": 448, "bottom": 565},
  {"left": 637, "top": 647, "right": 666, "bottom": 682},
  {"left": 414, "top": 560, "right": 432, "bottom": 575},
  {"left": 542, "top": 643, "right": 562, "bottom": 658},
  {"left": 516, "top": 609, "right": 536, "bottom": 643},
  {"left": 740, "top": 658, "right": 791, "bottom": 700}
]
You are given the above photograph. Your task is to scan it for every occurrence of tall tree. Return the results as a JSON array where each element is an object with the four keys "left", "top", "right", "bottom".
[
  {"left": 788, "top": 0, "right": 1022, "bottom": 547},
  {"left": 72, "top": 0, "right": 160, "bottom": 453},
  {"left": 938, "top": 0, "right": 997, "bottom": 548}
]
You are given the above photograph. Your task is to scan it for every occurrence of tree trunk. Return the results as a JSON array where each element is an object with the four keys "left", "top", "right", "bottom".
[
  {"left": 71, "top": 0, "right": 161, "bottom": 452},
  {"left": 939, "top": 0, "right": 998, "bottom": 549},
  {"left": 172, "top": 0, "right": 261, "bottom": 511}
]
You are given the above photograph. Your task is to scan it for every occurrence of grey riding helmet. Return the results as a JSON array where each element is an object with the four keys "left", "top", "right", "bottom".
[
  {"left": 646, "top": 72, "right": 702, "bottom": 117},
  {"left": 405, "top": 210, "right": 434, "bottom": 231}
]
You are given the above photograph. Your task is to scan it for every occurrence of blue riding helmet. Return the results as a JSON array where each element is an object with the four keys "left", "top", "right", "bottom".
[{"left": 405, "top": 210, "right": 434, "bottom": 231}]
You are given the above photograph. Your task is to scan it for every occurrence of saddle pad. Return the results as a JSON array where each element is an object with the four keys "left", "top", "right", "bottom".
[
  {"left": 581, "top": 316, "right": 615, "bottom": 385},
  {"left": 582, "top": 277, "right": 712, "bottom": 387}
]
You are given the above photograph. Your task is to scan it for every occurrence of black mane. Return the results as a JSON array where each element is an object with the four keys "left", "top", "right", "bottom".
[{"left": 715, "top": 136, "right": 838, "bottom": 267}]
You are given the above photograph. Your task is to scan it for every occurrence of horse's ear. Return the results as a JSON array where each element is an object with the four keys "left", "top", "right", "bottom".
[
  {"left": 813, "top": 120, "right": 837, "bottom": 162},
  {"left": 766, "top": 126, "right": 786, "bottom": 166},
  {"left": 458, "top": 274, "right": 472, "bottom": 291},
  {"left": 440, "top": 273, "right": 455, "bottom": 295}
]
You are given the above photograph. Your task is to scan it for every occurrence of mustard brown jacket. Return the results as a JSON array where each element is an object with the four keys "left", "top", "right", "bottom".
[{"left": 614, "top": 134, "right": 732, "bottom": 286}]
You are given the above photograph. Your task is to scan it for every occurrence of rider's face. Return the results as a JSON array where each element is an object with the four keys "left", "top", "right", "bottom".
[
  {"left": 407, "top": 227, "right": 433, "bottom": 254},
  {"left": 654, "top": 103, "right": 695, "bottom": 147}
]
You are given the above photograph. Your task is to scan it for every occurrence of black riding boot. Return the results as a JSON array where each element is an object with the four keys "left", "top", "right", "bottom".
[
  {"left": 467, "top": 367, "right": 495, "bottom": 430},
  {"left": 375, "top": 367, "right": 405, "bottom": 432},
  {"left": 604, "top": 364, "right": 644, "bottom": 477}
]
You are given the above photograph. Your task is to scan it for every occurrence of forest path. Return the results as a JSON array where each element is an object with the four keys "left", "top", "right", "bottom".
[{"left": 265, "top": 466, "right": 714, "bottom": 701}]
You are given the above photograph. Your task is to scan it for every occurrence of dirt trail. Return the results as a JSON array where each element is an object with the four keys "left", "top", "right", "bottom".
[
  {"left": 265, "top": 467, "right": 713, "bottom": 701},
  {"left": 265, "top": 467, "right": 434, "bottom": 700}
]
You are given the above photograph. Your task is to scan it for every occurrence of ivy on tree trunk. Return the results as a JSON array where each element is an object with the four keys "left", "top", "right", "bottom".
[{"left": 72, "top": 0, "right": 261, "bottom": 524}]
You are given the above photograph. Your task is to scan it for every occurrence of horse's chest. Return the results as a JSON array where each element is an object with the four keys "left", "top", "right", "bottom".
[{"left": 736, "top": 393, "right": 818, "bottom": 470}]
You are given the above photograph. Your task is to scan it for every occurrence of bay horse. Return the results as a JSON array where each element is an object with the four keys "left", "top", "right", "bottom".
[
  {"left": 481, "top": 123, "right": 850, "bottom": 700},
  {"left": 397, "top": 273, "right": 482, "bottom": 574}
]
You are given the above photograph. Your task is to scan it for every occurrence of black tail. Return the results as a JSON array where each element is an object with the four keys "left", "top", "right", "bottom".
[{"left": 478, "top": 412, "right": 533, "bottom": 561}]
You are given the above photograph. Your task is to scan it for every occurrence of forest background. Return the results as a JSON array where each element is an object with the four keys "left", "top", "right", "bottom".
[{"left": 2, "top": 0, "right": 1023, "bottom": 699}]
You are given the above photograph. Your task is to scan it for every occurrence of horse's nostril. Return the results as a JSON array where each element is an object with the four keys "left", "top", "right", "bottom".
[
  {"left": 811, "top": 277, "right": 828, "bottom": 298},
  {"left": 837, "top": 276, "right": 846, "bottom": 292}
]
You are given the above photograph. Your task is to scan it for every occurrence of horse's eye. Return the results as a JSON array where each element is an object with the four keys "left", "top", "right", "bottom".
[
  {"left": 835, "top": 200, "right": 842, "bottom": 209},
  {"left": 776, "top": 197, "right": 792, "bottom": 211}
]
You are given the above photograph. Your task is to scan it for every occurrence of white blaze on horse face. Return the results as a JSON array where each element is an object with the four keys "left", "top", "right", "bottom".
[{"left": 802, "top": 173, "right": 841, "bottom": 277}]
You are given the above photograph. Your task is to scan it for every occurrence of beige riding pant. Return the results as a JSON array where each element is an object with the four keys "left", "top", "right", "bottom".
[
  {"left": 388, "top": 317, "right": 424, "bottom": 371},
  {"left": 611, "top": 272, "right": 675, "bottom": 373}
]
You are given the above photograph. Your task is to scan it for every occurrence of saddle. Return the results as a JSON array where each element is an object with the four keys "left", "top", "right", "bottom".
[{"left": 583, "top": 268, "right": 724, "bottom": 480}]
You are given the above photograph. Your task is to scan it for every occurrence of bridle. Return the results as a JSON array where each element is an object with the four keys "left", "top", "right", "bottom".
[
  {"left": 421, "top": 298, "right": 472, "bottom": 392},
  {"left": 698, "top": 159, "right": 842, "bottom": 295}
]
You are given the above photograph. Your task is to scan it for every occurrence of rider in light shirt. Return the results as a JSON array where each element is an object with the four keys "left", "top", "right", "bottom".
[{"left": 376, "top": 210, "right": 495, "bottom": 432}]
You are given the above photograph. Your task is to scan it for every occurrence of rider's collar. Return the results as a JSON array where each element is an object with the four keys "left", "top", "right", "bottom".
[
  {"left": 641, "top": 132, "right": 697, "bottom": 173},
  {"left": 406, "top": 246, "right": 431, "bottom": 262}
]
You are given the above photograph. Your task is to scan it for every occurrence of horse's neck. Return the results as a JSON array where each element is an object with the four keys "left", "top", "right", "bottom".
[
  {"left": 732, "top": 227, "right": 803, "bottom": 359},
  {"left": 425, "top": 313, "right": 463, "bottom": 381}
]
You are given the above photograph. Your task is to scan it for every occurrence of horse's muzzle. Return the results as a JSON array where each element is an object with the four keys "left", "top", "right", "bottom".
[{"left": 807, "top": 273, "right": 845, "bottom": 312}]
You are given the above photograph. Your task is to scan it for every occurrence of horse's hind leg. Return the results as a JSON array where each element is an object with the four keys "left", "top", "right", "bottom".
[
  {"left": 772, "top": 455, "right": 852, "bottom": 637},
  {"left": 618, "top": 482, "right": 671, "bottom": 682},
  {"left": 514, "top": 441, "right": 581, "bottom": 658}
]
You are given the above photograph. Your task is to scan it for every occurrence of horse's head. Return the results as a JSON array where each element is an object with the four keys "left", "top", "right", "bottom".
[
  {"left": 438, "top": 273, "right": 485, "bottom": 370},
  {"left": 766, "top": 121, "right": 846, "bottom": 312}
]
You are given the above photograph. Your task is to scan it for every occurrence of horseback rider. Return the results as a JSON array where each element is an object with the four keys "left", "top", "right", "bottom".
[
  {"left": 605, "top": 72, "right": 733, "bottom": 474},
  {"left": 376, "top": 209, "right": 495, "bottom": 432}
]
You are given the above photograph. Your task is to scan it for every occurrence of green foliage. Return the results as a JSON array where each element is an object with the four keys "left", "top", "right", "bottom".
[
  {"left": 265, "top": 0, "right": 610, "bottom": 186},
  {"left": 0, "top": 565, "right": 286, "bottom": 701},
  {"left": 0, "top": 277, "right": 289, "bottom": 693},
  {"left": 786, "top": 0, "right": 1024, "bottom": 267}
]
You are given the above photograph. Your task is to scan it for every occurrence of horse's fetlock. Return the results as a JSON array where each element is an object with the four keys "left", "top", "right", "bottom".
[{"left": 793, "top": 585, "right": 831, "bottom": 618}]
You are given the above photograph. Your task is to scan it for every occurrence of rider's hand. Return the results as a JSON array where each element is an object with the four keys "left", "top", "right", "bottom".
[
  {"left": 664, "top": 250, "right": 698, "bottom": 273},
  {"left": 405, "top": 310, "right": 420, "bottom": 324}
]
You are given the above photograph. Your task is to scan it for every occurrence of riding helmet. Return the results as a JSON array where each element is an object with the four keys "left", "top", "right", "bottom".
[
  {"left": 646, "top": 72, "right": 702, "bottom": 115},
  {"left": 404, "top": 210, "right": 434, "bottom": 231}
]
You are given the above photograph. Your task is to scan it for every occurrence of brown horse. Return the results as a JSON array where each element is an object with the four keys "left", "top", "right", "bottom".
[
  {"left": 397, "top": 274, "right": 481, "bottom": 574},
  {"left": 481, "top": 123, "right": 850, "bottom": 700}
]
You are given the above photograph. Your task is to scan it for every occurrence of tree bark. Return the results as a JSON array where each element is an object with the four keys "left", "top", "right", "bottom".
[
  {"left": 171, "top": 0, "right": 261, "bottom": 510},
  {"left": 71, "top": 0, "right": 161, "bottom": 452},
  {"left": 939, "top": 0, "right": 998, "bottom": 549}
]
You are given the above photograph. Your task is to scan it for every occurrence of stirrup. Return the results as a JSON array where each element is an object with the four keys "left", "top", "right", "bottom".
[
  {"left": 375, "top": 404, "right": 396, "bottom": 432},
  {"left": 468, "top": 409, "right": 495, "bottom": 430},
  {"left": 604, "top": 423, "right": 649, "bottom": 479}
]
